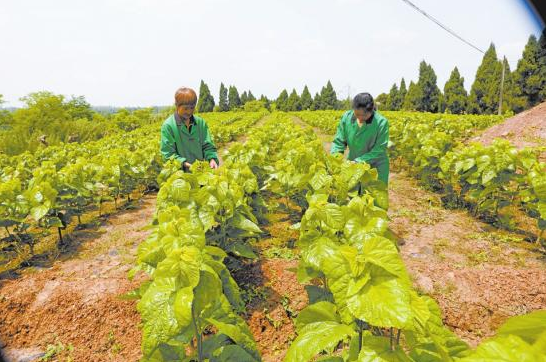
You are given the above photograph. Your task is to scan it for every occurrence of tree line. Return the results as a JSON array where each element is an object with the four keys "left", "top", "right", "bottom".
[
  {"left": 196, "top": 31, "right": 546, "bottom": 115},
  {"left": 377, "top": 32, "right": 546, "bottom": 114},
  {"left": 195, "top": 79, "right": 346, "bottom": 113}
]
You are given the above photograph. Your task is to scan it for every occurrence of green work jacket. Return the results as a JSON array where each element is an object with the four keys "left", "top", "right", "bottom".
[
  {"left": 330, "top": 110, "right": 390, "bottom": 185},
  {"left": 160, "top": 113, "right": 219, "bottom": 166}
]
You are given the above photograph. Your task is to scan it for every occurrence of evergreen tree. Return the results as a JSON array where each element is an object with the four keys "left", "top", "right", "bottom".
[
  {"left": 416, "top": 61, "right": 441, "bottom": 112},
  {"left": 320, "top": 80, "right": 338, "bottom": 110},
  {"left": 287, "top": 89, "right": 301, "bottom": 111},
  {"left": 500, "top": 57, "right": 522, "bottom": 113},
  {"left": 403, "top": 81, "right": 421, "bottom": 111},
  {"left": 228, "top": 86, "right": 241, "bottom": 110},
  {"left": 276, "top": 89, "right": 289, "bottom": 111},
  {"left": 375, "top": 93, "right": 389, "bottom": 111},
  {"left": 513, "top": 35, "right": 543, "bottom": 110},
  {"left": 218, "top": 83, "right": 229, "bottom": 112},
  {"left": 311, "top": 92, "right": 322, "bottom": 110},
  {"left": 468, "top": 43, "right": 502, "bottom": 114},
  {"left": 443, "top": 67, "right": 468, "bottom": 114},
  {"left": 196, "top": 80, "right": 215, "bottom": 113},
  {"left": 240, "top": 91, "right": 248, "bottom": 105},
  {"left": 300, "top": 85, "right": 313, "bottom": 110},
  {"left": 398, "top": 78, "right": 407, "bottom": 110},
  {"left": 259, "top": 94, "right": 271, "bottom": 110},
  {"left": 539, "top": 29, "right": 546, "bottom": 101},
  {"left": 247, "top": 91, "right": 256, "bottom": 101},
  {"left": 387, "top": 83, "right": 400, "bottom": 110}
]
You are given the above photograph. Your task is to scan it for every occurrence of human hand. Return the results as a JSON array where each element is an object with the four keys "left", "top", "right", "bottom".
[{"left": 209, "top": 159, "right": 218, "bottom": 169}]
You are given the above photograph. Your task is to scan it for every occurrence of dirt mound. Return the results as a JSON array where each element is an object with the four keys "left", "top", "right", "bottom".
[{"left": 471, "top": 101, "right": 546, "bottom": 159}]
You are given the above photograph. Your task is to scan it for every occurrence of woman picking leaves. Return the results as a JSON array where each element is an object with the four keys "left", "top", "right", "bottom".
[
  {"left": 331, "top": 92, "right": 390, "bottom": 185},
  {"left": 160, "top": 87, "right": 219, "bottom": 171}
]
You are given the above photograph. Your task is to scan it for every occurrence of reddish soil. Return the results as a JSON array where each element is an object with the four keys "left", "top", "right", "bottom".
[
  {"left": 233, "top": 197, "right": 305, "bottom": 362},
  {"left": 471, "top": 101, "right": 546, "bottom": 160},
  {"left": 0, "top": 195, "right": 156, "bottom": 362},
  {"left": 389, "top": 171, "right": 546, "bottom": 346}
]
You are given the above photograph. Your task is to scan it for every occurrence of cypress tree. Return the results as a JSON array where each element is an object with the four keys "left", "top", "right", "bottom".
[
  {"left": 416, "top": 61, "right": 441, "bottom": 112},
  {"left": 287, "top": 89, "right": 302, "bottom": 111},
  {"left": 311, "top": 92, "right": 322, "bottom": 110},
  {"left": 403, "top": 81, "right": 421, "bottom": 111},
  {"left": 196, "top": 80, "right": 215, "bottom": 112},
  {"left": 538, "top": 29, "right": 546, "bottom": 101},
  {"left": 320, "top": 80, "right": 338, "bottom": 110},
  {"left": 240, "top": 91, "right": 248, "bottom": 105},
  {"left": 247, "top": 91, "right": 256, "bottom": 101},
  {"left": 300, "top": 85, "right": 313, "bottom": 110},
  {"left": 259, "top": 94, "right": 271, "bottom": 110},
  {"left": 218, "top": 83, "right": 229, "bottom": 112},
  {"left": 228, "top": 86, "right": 241, "bottom": 110},
  {"left": 398, "top": 78, "right": 407, "bottom": 110},
  {"left": 276, "top": 89, "right": 289, "bottom": 111},
  {"left": 387, "top": 83, "right": 400, "bottom": 110},
  {"left": 513, "top": 35, "right": 543, "bottom": 110},
  {"left": 443, "top": 67, "right": 468, "bottom": 114},
  {"left": 468, "top": 43, "right": 502, "bottom": 114}
]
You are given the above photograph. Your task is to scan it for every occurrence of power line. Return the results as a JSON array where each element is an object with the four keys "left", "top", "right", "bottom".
[{"left": 399, "top": 0, "right": 485, "bottom": 54}]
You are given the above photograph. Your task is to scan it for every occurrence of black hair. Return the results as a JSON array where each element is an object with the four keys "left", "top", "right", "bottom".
[{"left": 352, "top": 92, "right": 375, "bottom": 112}]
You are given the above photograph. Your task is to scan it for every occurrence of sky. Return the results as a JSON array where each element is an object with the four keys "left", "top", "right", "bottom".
[{"left": 0, "top": 0, "right": 543, "bottom": 107}]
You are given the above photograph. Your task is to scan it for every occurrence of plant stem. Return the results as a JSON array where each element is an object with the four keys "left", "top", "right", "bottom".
[
  {"left": 390, "top": 327, "right": 394, "bottom": 351},
  {"left": 357, "top": 319, "right": 363, "bottom": 353},
  {"left": 537, "top": 229, "right": 544, "bottom": 245},
  {"left": 5, "top": 226, "right": 11, "bottom": 236},
  {"left": 191, "top": 304, "right": 203, "bottom": 362}
]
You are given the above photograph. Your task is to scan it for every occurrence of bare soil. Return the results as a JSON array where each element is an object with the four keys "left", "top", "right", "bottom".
[
  {"left": 471, "top": 101, "right": 546, "bottom": 161},
  {"left": 0, "top": 195, "right": 156, "bottom": 362}
]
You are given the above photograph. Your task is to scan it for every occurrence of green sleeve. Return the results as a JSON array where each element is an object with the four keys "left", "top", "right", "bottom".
[
  {"left": 201, "top": 122, "right": 219, "bottom": 164},
  {"left": 160, "top": 123, "right": 186, "bottom": 165},
  {"left": 330, "top": 119, "right": 347, "bottom": 154},
  {"left": 355, "top": 119, "right": 389, "bottom": 163}
]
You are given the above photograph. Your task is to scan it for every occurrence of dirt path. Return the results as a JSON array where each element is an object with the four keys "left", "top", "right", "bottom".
[
  {"left": 232, "top": 196, "right": 304, "bottom": 362},
  {"left": 0, "top": 117, "right": 273, "bottom": 362},
  {"left": 292, "top": 114, "right": 546, "bottom": 347},
  {"left": 0, "top": 195, "right": 156, "bottom": 362}
]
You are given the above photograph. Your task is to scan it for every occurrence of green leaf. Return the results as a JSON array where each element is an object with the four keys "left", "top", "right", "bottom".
[
  {"left": 497, "top": 310, "right": 546, "bottom": 345},
  {"left": 284, "top": 321, "right": 354, "bottom": 362},
  {"left": 226, "top": 242, "right": 257, "bottom": 259},
  {"left": 358, "top": 336, "right": 412, "bottom": 361},
  {"left": 346, "top": 268, "right": 413, "bottom": 329},
  {"left": 482, "top": 168, "right": 496, "bottom": 185},
  {"left": 30, "top": 205, "right": 49, "bottom": 221},
  {"left": 457, "top": 335, "right": 542, "bottom": 362},
  {"left": 173, "top": 287, "right": 194, "bottom": 328},
  {"left": 231, "top": 213, "right": 262, "bottom": 234},
  {"left": 210, "top": 344, "right": 260, "bottom": 362},
  {"left": 207, "top": 318, "right": 260, "bottom": 360},
  {"left": 295, "top": 302, "right": 340, "bottom": 332},
  {"left": 304, "top": 285, "right": 334, "bottom": 304}
]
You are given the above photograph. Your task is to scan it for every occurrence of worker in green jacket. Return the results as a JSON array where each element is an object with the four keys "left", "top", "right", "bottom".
[
  {"left": 160, "top": 87, "right": 219, "bottom": 171},
  {"left": 331, "top": 92, "right": 390, "bottom": 185}
]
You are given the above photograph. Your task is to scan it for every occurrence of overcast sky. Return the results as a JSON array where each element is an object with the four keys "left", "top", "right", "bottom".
[{"left": 1, "top": 0, "right": 543, "bottom": 107}]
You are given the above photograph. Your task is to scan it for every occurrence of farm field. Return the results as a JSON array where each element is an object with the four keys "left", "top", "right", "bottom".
[{"left": 1, "top": 109, "right": 545, "bottom": 362}]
